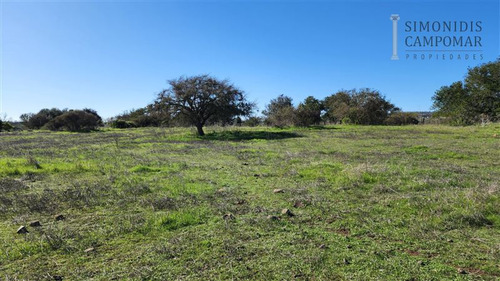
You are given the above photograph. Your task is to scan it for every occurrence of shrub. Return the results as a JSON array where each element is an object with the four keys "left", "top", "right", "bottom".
[
  {"left": 3, "top": 122, "right": 14, "bottom": 131},
  {"left": 323, "top": 89, "right": 397, "bottom": 125},
  {"left": 295, "top": 96, "right": 323, "bottom": 126},
  {"left": 83, "top": 108, "right": 104, "bottom": 126},
  {"left": 0, "top": 120, "right": 14, "bottom": 132},
  {"left": 111, "top": 120, "right": 136, "bottom": 129},
  {"left": 46, "top": 110, "right": 102, "bottom": 132},
  {"left": 385, "top": 112, "right": 419, "bottom": 125},
  {"left": 266, "top": 106, "right": 297, "bottom": 128},
  {"left": 111, "top": 107, "right": 166, "bottom": 128},
  {"left": 20, "top": 108, "right": 66, "bottom": 129},
  {"left": 243, "top": 116, "right": 262, "bottom": 127},
  {"left": 263, "top": 95, "right": 297, "bottom": 127}
]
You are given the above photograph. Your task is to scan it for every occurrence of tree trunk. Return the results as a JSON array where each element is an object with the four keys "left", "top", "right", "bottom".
[{"left": 196, "top": 124, "right": 205, "bottom": 136}]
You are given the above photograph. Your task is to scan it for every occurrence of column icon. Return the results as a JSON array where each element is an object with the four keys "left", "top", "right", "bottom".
[{"left": 390, "top": 14, "right": 400, "bottom": 60}]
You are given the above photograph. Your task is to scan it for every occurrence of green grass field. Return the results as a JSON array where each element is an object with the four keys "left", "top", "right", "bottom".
[{"left": 0, "top": 125, "right": 499, "bottom": 280}]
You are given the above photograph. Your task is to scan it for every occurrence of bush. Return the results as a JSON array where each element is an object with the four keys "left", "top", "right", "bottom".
[
  {"left": 385, "top": 112, "right": 419, "bottom": 125},
  {"left": 323, "top": 89, "right": 397, "bottom": 125},
  {"left": 46, "top": 110, "right": 102, "bottom": 132},
  {"left": 0, "top": 120, "right": 14, "bottom": 132},
  {"left": 266, "top": 106, "right": 297, "bottom": 128},
  {"left": 20, "top": 108, "right": 65, "bottom": 129},
  {"left": 4, "top": 122, "right": 13, "bottom": 131},
  {"left": 263, "top": 95, "right": 297, "bottom": 127},
  {"left": 111, "top": 107, "right": 165, "bottom": 128},
  {"left": 295, "top": 96, "right": 323, "bottom": 126},
  {"left": 82, "top": 108, "right": 104, "bottom": 126},
  {"left": 111, "top": 120, "right": 136, "bottom": 129},
  {"left": 243, "top": 116, "right": 262, "bottom": 127}
]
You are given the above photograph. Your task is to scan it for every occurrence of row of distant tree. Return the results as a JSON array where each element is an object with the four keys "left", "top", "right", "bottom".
[
  {"left": 4, "top": 59, "right": 498, "bottom": 135},
  {"left": 111, "top": 87, "right": 420, "bottom": 131},
  {"left": 109, "top": 76, "right": 418, "bottom": 136},
  {"left": 18, "top": 108, "right": 103, "bottom": 132},
  {"left": 260, "top": 90, "right": 418, "bottom": 128}
]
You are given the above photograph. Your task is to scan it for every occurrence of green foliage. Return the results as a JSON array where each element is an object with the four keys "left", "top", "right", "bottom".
[
  {"left": 2, "top": 122, "right": 14, "bottom": 131},
  {"left": 432, "top": 59, "right": 500, "bottom": 124},
  {"left": 385, "top": 112, "right": 419, "bottom": 125},
  {"left": 465, "top": 59, "right": 500, "bottom": 121},
  {"left": 242, "top": 116, "right": 262, "bottom": 127},
  {"left": 323, "top": 89, "right": 397, "bottom": 125},
  {"left": 20, "top": 108, "right": 102, "bottom": 131},
  {"left": 110, "top": 119, "right": 136, "bottom": 129},
  {"left": 111, "top": 107, "right": 165, "bottom": 128},
  {"left": 20, "top": 108, "right": 66, "bottom": 129},
  {"left": 296, "top": 96, "right": 323, "bottom": 126},
  {"left": 263, "top": 94, "right": 297, "bottom": 127},
  {"left": 432, "top": 81, "right": 472, "bottom": 125},
  {"left": 45, "top": 110, "right": 102, "bottom": 132}
]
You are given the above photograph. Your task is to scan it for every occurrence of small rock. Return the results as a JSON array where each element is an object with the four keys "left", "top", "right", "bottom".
[
  {"left": 17, "top": 226, "right": 29, "bottom": 234},
  {"left": 293, "top": 201, "right": 304, "bottom": 208},
  {"left": 84, "top": 247, "right": 95, "bottom": 253},
  {"left": 319, "top": 244, "right": 328, "bottom": 249},
  {"left": 273, "top": 189, "right": 284, "bottom": 193},
  {"left": 267, "top": 215, "right": 280, "bottom": 221},
  {"left": 457, "top": 268, "right": 468, "bottom": 274},
  {"left": 217, "top": 188, "right": 226, "bottom": 193},
  {"left": 447, "top": 239, "right": 454, "bottom": 243},
  {"left": 343, "top": 258, "right": 351, "bottom": 265},
  {"left": 54, "top": 214, "right": 65, "bottom": 221},
  {"left": 346, "top": 245, "right": 353, "bottom": 249},
  {"left": 29, "top": 220, "right": 41, "bottom": 227},
  {"left": 417, "top": 260, "right": 426, "bottom": 266},
  {"left": 281, "top": 208, "right": 295, "bottom": 217},
  {"left": 223, "top": 213, "right": 235, "bottom": 220}
]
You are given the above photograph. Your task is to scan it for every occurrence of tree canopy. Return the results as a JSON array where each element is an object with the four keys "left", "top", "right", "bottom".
[
  {"left": 262, "top": 94, "right": 296, "bottom": 127},
  {"left": 323, "top": 89, "right": 397, "bottom": 125},
  {"left": 20, "top": 108, "right": 102, "bottom": 131},
  {"left": 155, "top": 75, "right": 254, "bottom": 135},
  {"left": 432, "top": 59, "right": 500, "bottom": 124}
]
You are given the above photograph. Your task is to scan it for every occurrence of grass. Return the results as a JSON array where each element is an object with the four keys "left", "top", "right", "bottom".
[{"left": 0, "top": 124, "right": 499, "bottom": 280}]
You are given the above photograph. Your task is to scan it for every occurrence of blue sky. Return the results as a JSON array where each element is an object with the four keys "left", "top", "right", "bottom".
[{"left": 1, "top": 0, "right": 498, "bottom": 120}]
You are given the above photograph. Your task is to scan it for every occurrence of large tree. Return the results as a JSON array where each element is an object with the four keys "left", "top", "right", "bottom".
[
  {"left": 262, "top": 94, "right": 296, "bottom": 127},
  {"left": 156, "top": 75, "right": 254, "bottom": 136},
  {"left": 296, "top": 96, "right": 323, "bottom": 126},
  {"left": 432, "top": 81, "right": 470, "bottom": 124},
  {"left": 432, "top": 59, "right": 500, "bottom": 124},
  {"left": 464, "top": 59, "right": 500, "bottom": 121},
  {"left": 323, "top": 89, "right": 397, "bottom": 124}
]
